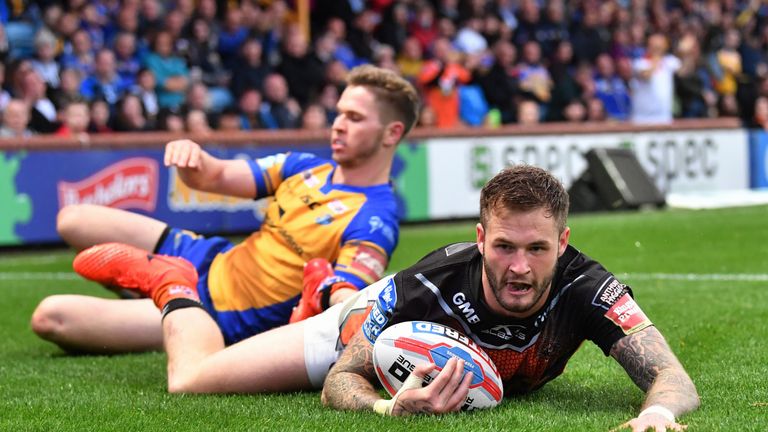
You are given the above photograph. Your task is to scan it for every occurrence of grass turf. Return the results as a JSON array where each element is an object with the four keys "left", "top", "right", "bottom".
[{"left": 1, "top": 206, "right": 767, "bottom": 431}]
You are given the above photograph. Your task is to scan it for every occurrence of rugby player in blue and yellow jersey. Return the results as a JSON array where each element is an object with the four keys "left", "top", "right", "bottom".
[{"left": 32, "top": 65, "right": 420, "bottom": 353}]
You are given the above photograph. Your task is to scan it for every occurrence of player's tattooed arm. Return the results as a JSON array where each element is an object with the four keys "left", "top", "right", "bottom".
[
  {"left": 610, "top": 326, "right": 700, "bottom": 417},
  {"left": 321, "top": 331, "right": 381, "bottom": 411}
]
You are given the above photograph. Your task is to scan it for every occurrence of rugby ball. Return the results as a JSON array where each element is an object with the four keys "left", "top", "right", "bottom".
[{"left": 372, "top": 321, "right": 503, "bottom": 410}]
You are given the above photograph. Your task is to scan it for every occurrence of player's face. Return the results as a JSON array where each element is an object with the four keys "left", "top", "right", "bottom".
[
  {"left": 330, "top": 85, "right": 389, "bottom": 168},
  {"left": 477, "top": 206, "right": 569, "bottom": 318}
]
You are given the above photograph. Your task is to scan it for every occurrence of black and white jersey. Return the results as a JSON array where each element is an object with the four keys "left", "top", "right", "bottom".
[{"left": 360, "top": 242, "right": 653, "bottom": 395}]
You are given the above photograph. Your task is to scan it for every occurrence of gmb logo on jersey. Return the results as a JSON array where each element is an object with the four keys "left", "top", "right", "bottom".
[{"left": 362, "top": 278, "right": 397, "bottom": 344}]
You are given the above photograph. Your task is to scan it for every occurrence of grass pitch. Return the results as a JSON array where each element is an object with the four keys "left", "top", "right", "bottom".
[{"left": 1, "top": 206, "right": 767, "bottom": 431}]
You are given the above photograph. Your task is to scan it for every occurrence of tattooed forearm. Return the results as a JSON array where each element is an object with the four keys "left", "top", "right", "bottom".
[
  {"left": 611, "top": 326, "right": 700, "bottom": 417},
  {"left": 321, "top": 332, "right": 381, "bottom": 411}
]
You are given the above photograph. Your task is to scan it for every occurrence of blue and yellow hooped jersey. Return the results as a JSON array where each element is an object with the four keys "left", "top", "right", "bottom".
[{"left": 206, "top": 152, "right": 399, "bottom": 341}]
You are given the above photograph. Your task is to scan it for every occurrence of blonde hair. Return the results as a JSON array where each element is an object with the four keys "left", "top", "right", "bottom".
[{"left": 346, "top": 65, "right": 420, "bottom": 136}]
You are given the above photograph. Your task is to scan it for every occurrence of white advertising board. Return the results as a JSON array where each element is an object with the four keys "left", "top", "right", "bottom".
[{"left": 421, "top": 129, "right": 749, "bottom": 219}]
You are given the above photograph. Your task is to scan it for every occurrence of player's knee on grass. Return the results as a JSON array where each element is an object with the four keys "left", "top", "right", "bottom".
[
  {"left": 56, "top": 204, "right": 91, "bottom": 246},
  {"left": 30, "top": 296, "right": 70, "bottom": 341}
]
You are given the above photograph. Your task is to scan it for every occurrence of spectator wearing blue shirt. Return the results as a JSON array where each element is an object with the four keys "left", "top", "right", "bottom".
[
  {"left": 593, "top": 53, "right": 631, "bottom": 121},
  {"left": 113, "top": 32, "right": 141, "bottom": 87},
  {"left": 143, "top": 31, "right": 189, "bottom": 109},
  {"left": 80, "top": 49, "right": 132, "bottom": 106},
  {"left": 218, "top": 8, "right": 249, "bottom": 71}
]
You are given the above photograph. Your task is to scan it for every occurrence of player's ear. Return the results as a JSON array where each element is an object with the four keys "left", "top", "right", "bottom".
[
  {"left": 558, "top": 226, "right": 570, "bottom": 256},
  {"left": 383, "top": 121, "right": 405, "bottom": 147},
  {"left": 476, "top": 222, "right": 485, "bottom": 254}
]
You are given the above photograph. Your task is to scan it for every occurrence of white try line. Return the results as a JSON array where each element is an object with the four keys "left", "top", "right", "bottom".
[
  {"left": 0, "top": 272, "right": 80, "bottom": 281},
  {"left": 0, "top": 271, "right": 767, "bottom": 282}
]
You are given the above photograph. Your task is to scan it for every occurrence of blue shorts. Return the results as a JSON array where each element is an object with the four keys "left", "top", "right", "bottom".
[{"left": 154, "top": 227, "right": 233, "bottom": 329}]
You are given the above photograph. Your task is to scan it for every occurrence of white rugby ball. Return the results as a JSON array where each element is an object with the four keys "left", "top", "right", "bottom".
[{"left": 373, "top": 320, "right": 503, "bottom": 410}]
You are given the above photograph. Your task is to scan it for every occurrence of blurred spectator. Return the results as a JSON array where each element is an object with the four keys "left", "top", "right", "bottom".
[
  {"left": 513, "top": 0, "right": 542, "bottom": 48},
  {"left": 538, "top": 1, "right": 569, "bottom": 58},
  {"left": 347, "top": 9, "right": 381, "bottom": 62},
  {"left": 184, "top": 17, "right": 232, "bottom": 111},
  {"left": 144, "top": 31, "right": 190, "bottom": 109},
  {"left": 30, "top": 27, "right": 60, "bottom": 89},
  {"left": 50, "top": 68, "right": 83, "bottom": 110},
  {"left": 630, "top": 34, "right": 680, "bottom": 124},
  {"left": 60, "top": 29, "right": 95, "bottom": 77},
  {"left": 0, "top": 63, "right": 11, "bottom": 112},
  {"left": 218, "top": 7, "right": 249, "bottom": 71},
  {"left": 586, "top": 97, "right": 607, "bottom": 122},
  {"left": 547, "top": 40, "right": 579, "bottom": 122},
  {"left": 112, "top": 93, "right": 150, "bottom": 132},
  {"left": 138, "top": 0, "right": 164, "bottom": 37},
  {"left": 230, "top": 38, "right": 272, "bottom": 98},
  {"left": 562, "top": 99, "right": 587, "bottom": 122},
  {"left": 0, "top": 21, "right": 9, "bottom": 63},
  {"left": 675, "top": 33, "right": 717, "bottom": 118},
  {"left": 710, "top": 28, "right": 742, "bottom": 98},
  {"left": 237, "top": 88, "right": 264, "bottom": 130},
  {"left": 80, "top": 49, "right": 132, "bottom": 106},
  {"left": 156, "top": 107, "right": 185, "bottom": 132},
  {"left": 571, "top": 7, "right": 611, "bottom": 64},
  {"left": 185, "top": 109, "right": 212, "bottom": 135},
  {"left": 418, "top": 38, "right": 471, "bottom": 128},
  {"left": 409, "top": 3, "right": 439, "bottom": 52},
  {"left": 376, "top": 2, "right": 409, "bottom": 53},
  {"left": 132, "top": 68, "right": 159, "bottom": 122},
  {"left": 593, "top": 54, "right": 631, "bottom": 121},
  {"left": 0, "top": 99, "right": 33, "bottom": 138},
  {"left": 260, "top": 73, "right": 300, "bottom": 129},
  {"left": 418, "top": 104, "right": 437, "bottom": 128},
  {"left": 455, "top": 17, "right": 488, "bottom": 55},
  {"left": 317, "top": 83, "right": 340, "bottom": 125},
  {"left": 216, "top": 107, "right": 242, "bottom": 131},
  {"left": 517, "top": 98, "right": 541, "bottom": 125},
  {"left": 750, "top": 96, "right": 768, "bottom": 129},
  {"left": 372, "top": 44, "right": 398, "bottom": 72},
  {"left": 88, "top": 99, "right": 112, "bottom": 133},
  {"left": 113, "top": 32, "right": 141, "bottom": 87},
  {"left": 517, "top": 41, "right": 553, "bottom": 109},
  {"left": 185, "top": 82, "right": 211, "bottom": 113},
  {"left": 325, "top": 18, "right": 362, "bottom": 69},
  {"left": 396, "top": 37, "right": 425, "bottom": 82},
  {"left": 277, "top": 28, "right": 325, "bottom": 107},
  {"left": 479, "top": 40, "right": 519, "bottom": 124},
  {"left": 301, "top": 104, "right": 328, "bottom": 130},
  {"left": 54, "top": 99, "right": 90, "bottom": 139},
  {"left": 20, "top": 70, "right": 58, "bottom": 134}
]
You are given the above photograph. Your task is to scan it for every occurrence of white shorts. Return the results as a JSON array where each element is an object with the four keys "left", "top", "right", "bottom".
[{"left": 302, "top": 276, "right": 392, "bottom": 388}]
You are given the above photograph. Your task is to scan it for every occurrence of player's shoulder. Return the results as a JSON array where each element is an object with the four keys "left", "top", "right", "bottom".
[
  {"left": 555, "top": 244, "right": 632, "bottom": 304},
  {"left": 281, "top": 152, "right": 332, "bottom": 176},
  {"left": 398, "top": 242, "right": 478, "bottom": 279}
]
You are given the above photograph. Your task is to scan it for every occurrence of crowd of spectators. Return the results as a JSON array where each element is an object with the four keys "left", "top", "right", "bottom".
[{"left": 3, "top": 0, "right": 768, "bottom": 139}]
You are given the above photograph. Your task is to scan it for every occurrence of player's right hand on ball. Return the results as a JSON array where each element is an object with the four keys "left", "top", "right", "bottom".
[
  {"left": 392, "top": 357, "right": 472, "bottom": 416},
  {"left": 164, "top": 139, "right": 204, "bottom": 169}
]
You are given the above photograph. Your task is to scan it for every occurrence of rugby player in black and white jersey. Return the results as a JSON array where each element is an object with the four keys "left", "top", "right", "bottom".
[{"left": 322, "top": 165, "right": 699, "bottom": 432}]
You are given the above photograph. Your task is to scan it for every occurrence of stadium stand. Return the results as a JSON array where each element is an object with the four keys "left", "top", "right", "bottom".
[{"left": 1, "top": 0, "right": 767, "bottom": 135}]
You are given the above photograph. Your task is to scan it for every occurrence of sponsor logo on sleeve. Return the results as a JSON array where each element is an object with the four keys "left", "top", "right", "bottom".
[
  {"left": 592, "top": 278, "right": 628, "bottom": 310},
  {"left": 57, "top": 158, "right": 158, "bottom": 211},
  {"left": 256, "top": 153, "right": 287, "bottom": 171},
  {"left": 351, "top": 245, "right": 387, "bottom": 280},
  {"left": 368, "top": 216, "right": 395, "bottom": 245},
  {"left": 605, "top": 294, "right": 652, "bottom": 335},
  {"left": 362, "top": 278, "right": 397, "bottom": 344}
]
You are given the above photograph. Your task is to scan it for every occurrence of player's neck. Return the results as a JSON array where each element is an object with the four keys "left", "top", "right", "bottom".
[{"left": 333, "top": 158, "right": 392, "bottom": 187}]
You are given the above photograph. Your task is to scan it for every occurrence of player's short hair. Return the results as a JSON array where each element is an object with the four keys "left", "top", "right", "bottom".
[
  {"left": 480, "top": 165, "right": 569, "bottom": 233},
  {"left": 346, "top": 64, "right": 420, "bottom": 137}
]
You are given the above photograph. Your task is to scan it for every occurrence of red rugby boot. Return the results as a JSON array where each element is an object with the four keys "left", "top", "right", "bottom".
[
  {"left": 73, "top": 242, "right": 199, "bottom": 310},
  {"left": 289, "top": 258, "right": 356, "bottom": 323}
]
